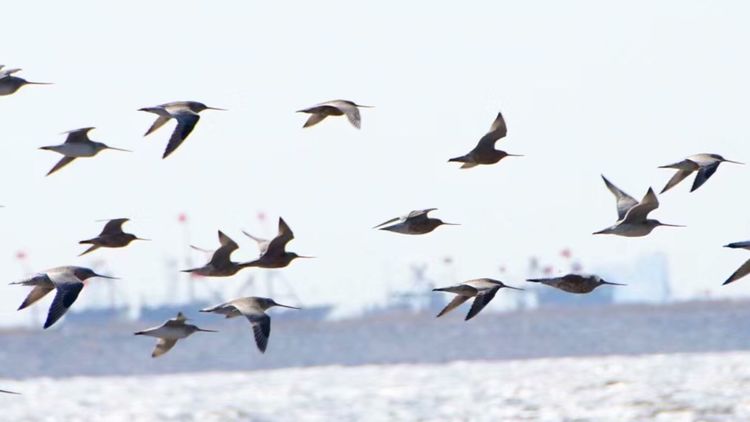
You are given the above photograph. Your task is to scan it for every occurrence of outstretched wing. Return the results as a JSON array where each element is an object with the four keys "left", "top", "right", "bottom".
[
  {"left": 476, "top": 112, "right": 507, "bottom": 149},
  {"left": 152, "top": 338, "right": 178, "bottom": 358},
  {"left": 209, "top": 231, "right": 239, "bottom": 266},
  {"left": 691, "top": 162, "right": 721, "bottom": 192},
  {"left": 621, "top": 188, "right": 659, "bottom": 224},
  {"left": 435, "top": 295, "right": 470, "bottom": 318},
  {"left": 163, "top": 112, "right": 200, "bottom": 159},
  {"left": 44, "top": 282, "right": 84, "bottom": 329},
  {"left": 100, "top": 218, "right": 129, "bottom": 236},
  {"left": 264, "top": 218, "right": 294, "bottom": 256},
  {"left": 661, "top": 169, "right": 694, "bottom": 194},
  {"left": 724, "top": 258, "right": 750, "bottom": 286},
  {"left": 465, "top": 287, "right": 499, "bottom": 321},
  {"left": 601, "top": 175, "right": 638, "bottom": 220},
  {"left": 63, "top": 127, "right": 94, "bottom": 144},
  {"left": 46, "top": 156, "right": 77, "bottom": 176},
  {"left": 144, "top": 115, "right": 171, "bottom": 137},
  {"left": 17, "top": 284, "right": 55, "bottom": 310}
]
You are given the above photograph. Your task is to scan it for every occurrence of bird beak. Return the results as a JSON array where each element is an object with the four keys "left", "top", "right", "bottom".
[
  {"left": 504, "top": 285, "right": 525, "bottom": 291},
  {"left": 196, "top": 328, "right": 218, "bottom": 332},
  {"left": 354, "top": 104, "right": 374, "bottom": 108},
  {"left": 659, "top": 223, "right": 685, "bottom": 228},
  {"left": 93, "top": 273, "right": 118, "bottom": 280},
  {"left": 106, "top": 146, "right": 132, "bottom": 152},
  {"left": 276, "top": 303, "right": 301, "bottom": 310},
  {"left": 296, "top": 255, "right": 315, "bottom": 259},
  {"left": 724, "top": 159, "right": 744, "bottom": 165},
  {"left": 26, "top": 81, "right": 53, "bottom": 85},
  {"left": 592, "top": 229, "right": 608, "bottom": 235},
  {"left": 442, "top": 222, "right": 461, "bottom": 226},
  {"left": 206, "top": 106, "right": 227, "bottom": 111},
  {"left": 506, "top": 153, "right": 525, "bottom": 157},
  {"left": 136, "top": 237, "right": 151, "bottom": 241},
  {"left": 601, "top": 281, "right": 627, "bottom": 286}
]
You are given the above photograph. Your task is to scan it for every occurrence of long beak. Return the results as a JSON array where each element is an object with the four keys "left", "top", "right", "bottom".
[
  {"left": 441, "top": 222, "right": 461, "bottom": 226},
  {"left": 276, "top": 303, "right": 301, "bottom": 310},
  {"left": 94, "top": 273, "right": 118, "bottom": 280},
  {"left": 592, "top": 229, "right": 608, "bottom": 235},
  {"left": 206, "top": 106, "right": 227, "bottom": 111},
  {"left": 190, "top": 245, "right": 212, "bottom": 253},
  {"left": 354, "top": 104, "right": 374, "bottom": 108},
  {"left": 136, "top": 237, "right": 151, "bottom": 241},
  {"left": 724, "top": 159, "right": 744, "bottom": 165},
  {"left": 504, "top": 285, "right": 525, "bottom": 291},
  {"left": 26, "top": 81, "right": 53, "bottom": 85},
  {"left": 660, "top": 223, "right": 685, "bottom": 228},
  {"left": 601, "top": 281, "right": 627, "bottom": 286},
  {"left": 106, "top": 146, "right": 132, "bottom": 152},
  {"left": 296, "top": 255, "right": 315, "bottom": 259},
  {"left": 196, "top": 328, "right": 218, "bottom": 332},
  {"left": 506, "top": 153, "right": 525, "bottom": 157}
]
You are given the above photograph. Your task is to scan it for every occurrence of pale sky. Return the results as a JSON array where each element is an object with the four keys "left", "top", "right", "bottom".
[{"left": 2, "top": 1, "right": 750, "bottom": 325}]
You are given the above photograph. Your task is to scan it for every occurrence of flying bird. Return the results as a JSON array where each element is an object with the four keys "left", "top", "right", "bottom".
[
  {"left": 0, "top": 65, "right": 51, "bottom": 96},
  {"left": 433, "top": 278, "right": 523, "bottom": 320},
  {"left": 594, "top": 175, "right": 682, "bottom": 237},
  {"left": 374, "top": 208, "right": 458, "bottom": 235},
  {"left": 10, "top": 266, "right": 117, "bottom": 329},
  {"left": 39, "top": 127, "right": 130, "bottom": 176},
  {"left": 297, "top": 100, "right": 373, "bottom": 129},
  {"left": 242, "top": 217, "right": 313, "bottom": 269},
  {"left": 201, "top": 297, "right": 299, "bottom": 353},
  {"left": 722, "top": 241, "right": 750, "bottom": 285},
  {"left": 79, "top": 218, "right": 149, "bottom": 256},
  {"left": 182, "top": 231, "right": 249, "bottom": 277},
  {"left": 449, "top": 112, "right": 522, "bottom": 168},
  {"left": 139, "top": 101, "right": 226, "bottom": 158},
  {"left": 134, "top": 312, "right": 216, "bottom": 358},
  {"left": 526, "top": 273, "right": 625, "bottom": 294},
  {"left": 659, "top": 153, "right": 743, "bottom": 193}
]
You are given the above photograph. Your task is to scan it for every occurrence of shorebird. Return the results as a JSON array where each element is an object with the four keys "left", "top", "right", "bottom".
[
  {"left": 39, "top": 127, "right": 130, "bottom": 176},
  {"left": 0, "top": 65, "right": 51, "bottom": 96},
  {"left": 134, "top": 312, "right": 216, "bottom": 358},
  {"left": 449, "top": 112, "right": 521, "bottom": 169},
  {"left": 526, "top": 273, "right": 625, "bottom": 294},
  {"left": 433, "top": 278, "right": 523, "bottom": 320},
  {"left": 722, "top": 241, "right": 750, "bottom": 285},
  {"left": 594, "top": 175, "right": 682, "bottom": 237},
  {"left": 10, "top": 266, "right": 117, "bottom": 329},
  {"left": 79, "top": 218, "right": 149, "bottom": 256},
  {"left": 201, "top": 297, "right": 299, "bottom": 353},
  {"left": 139, "top": 101, "right": 226, "bottom": 158},
  {"left": 297, "top": 100, "right": 373, "bottom": 129},
  {"left": 182, "top": 231, "right": 249, "bottom": 277},
  {"left": 659, "top": 154, "right": 743, "bottom": 193},
  {"left": 242, "top": 217, "right": 313, "bottom": 269},
  {"left": 374, "top": 208, "right": 458, "bottom": 235}
]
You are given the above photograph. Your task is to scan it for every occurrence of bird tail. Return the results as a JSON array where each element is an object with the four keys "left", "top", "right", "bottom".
[{"left": 78, "top": 244, "right": 100, "bottom": 256}]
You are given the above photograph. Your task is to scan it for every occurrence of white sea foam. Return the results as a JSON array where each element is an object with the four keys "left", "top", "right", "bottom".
[{"left": 3, "top": 351, "right": 750, "bottom": 421}]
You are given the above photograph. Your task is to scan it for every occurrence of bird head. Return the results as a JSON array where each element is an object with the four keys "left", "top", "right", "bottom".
[{"left": 73, "top": 267, "right": 118, "bottom": 281}]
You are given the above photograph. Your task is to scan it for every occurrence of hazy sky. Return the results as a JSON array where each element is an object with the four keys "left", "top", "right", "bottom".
[{"left": 2, "top": 1, "right": 750, "bottom": 325}]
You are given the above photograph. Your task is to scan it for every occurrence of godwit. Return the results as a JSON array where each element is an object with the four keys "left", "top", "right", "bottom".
[
  {"left": 527, "top": 273, "right": 625, "bottom": 293},
  {"left": 594, "top": 175, "right": 682, "bottom": 237},
  {"left": 433, "top": 278, "right": 523, "bottom": 320},
  {"left": 79, "top": 218, "right": 149, "bottom": 256},
  {"left": 722, "top": 241, "right": 750, "bottom": 285},
  {"left": 134, "top": 312, "right": 216, "bottom": 358},
  {"left": 201, "top": 297, "right": 299, "bottom": 353},
  {"left": 39, "top": 127, "right": 130, "bottom": 176},
  {"left": 0, "top": 66, "right": 51, "bottom": 96},
  {"left": 449, "top": 111, "right": 521, "bottom": 168},
  {"left": 374, "top": 208, "right": 458, "bottom": 235},
  {"left": 10, "top": 266, "right": 117, "bottom": 329},
  {"left": 659, "top": 153, "right": 743, "bottom": 193},
  {"left": 242, "top": 217, "right": 312, "bottom": 269},
  {"left": 182, "top": 231, "right": 248, "bottom": 277},
  {"left": 297, "top": 100, "right": 372, "bottom": 129},
  {"left": 139, "top": 101, "right": 225, "bottom": 158}
]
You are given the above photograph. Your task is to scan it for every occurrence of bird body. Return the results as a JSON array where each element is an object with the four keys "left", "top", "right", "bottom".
[
  {"left": 134, "top": 312, "right": 216, "bottom": 358},
  {"left": 183, "top": 231, "right": 248, "bottom": 277},
  {"left": 449, "top": 112, "right": 521, "bottom": 168},
  {"left": 0, "top": 66, "right": 51, "bottom": 96},
  {"left": 433, "top": 278, "right": 522, "bottom": 320},
  {"left": 39, "top": 128, "right": 130, "bottom": 176},
  {"left": 594, "top": 176, "right": 682, "bottom": 237},
  {"left": 201, "top": 297, "right": 299, "bottom": 353},
  {"left": 140, "top": 101, "right": 225, "bottom": 158},
  {"left": 242, "top": 217, "right": 312, "bottom": 269},
  {"left": 79, "top": 218, "right": 148, "bottom": 256},
  {"left": 659, "top": 153, "right": 743, "bottom": 193},
  {"left": 297, "top": 99, "right": 372, "bottom": 129},
  {"left": 11, "top": 266, "right": 116, "bottom": 329},
  {"left": 374, "top": 208, "right": 458, "bottom": 235},
  {"left": 526, "top": 273, "right": 625, "bottom": 294}
]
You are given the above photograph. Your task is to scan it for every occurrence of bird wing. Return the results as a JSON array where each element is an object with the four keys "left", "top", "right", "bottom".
[
  {"left": 152, "top": 338, "right": 178, "bottom": 358},
  {"left": 691, "top": 162, "right": 720, "bottom": 192},
  {"left": 144, "top": 115, "right": 171, "bottom": 137},
  {"left": 46, "top": 156, "right": 77, "bottom": 176},
  {"left": 265, "top": 218, "right": 294, "bottom": 256},
  {"left": 621, "top": 188, "right": 658, "bottom": 223},
  {"left": 601, "top": 175, "right": 638, "bottom": 220},
  {"left": 724, "top": 259, "right": 750, "bottom": 285},
  {"left": 465, "top": 287, "right": 500, "bottom": 320},
  {"left": 436, "top": 295, "right": 470, "bottom": 318},
  {"left": 162, "top": 111, "right": 200, "bottom": 159},
  {"left": 477, "top": 112, "right": 507, "bottom": 148},
  {"left": 661, "top": 169, "right": 694, "bottom": 194},
  {"left": 100, "top": 218, "right": 129, "bottom": 236},
  {"left": 209, "top": 231, "right": 239, "bottom": 266},
  {"left": 63, "top": 127, "right": 94, "bottom": 144},
  {"left": 302, "top": 113, "right": 328, "bottom": 128},
  {"left": 17, "top": 283, "right": 55, "bottom": 310},
  {"left": 407, "top": 208, "right": 437, "bottom": 219},
  {"left": 373, "top": 215, "right": 402, "bottom": 229},
  {"left": 44, "top": 282, "right": 84, "bottom": 329},
  {"left": 242, "top": 231, "right": 270, "bottom": 256},
  {"left": 339, "top": 103, "right": 362, "bottom": 129},
  {"left": 232, "top": 302, "right": 272, "bottom": 353}
]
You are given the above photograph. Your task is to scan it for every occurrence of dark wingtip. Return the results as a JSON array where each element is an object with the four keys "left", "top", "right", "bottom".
[{"left": 723, "top": 278, "right": 735, "bottom": 286}]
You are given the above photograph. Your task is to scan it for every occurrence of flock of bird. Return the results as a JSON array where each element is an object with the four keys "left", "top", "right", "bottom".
[{"left": 1, "top": 63, "right": 748, "bottom": 395}]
